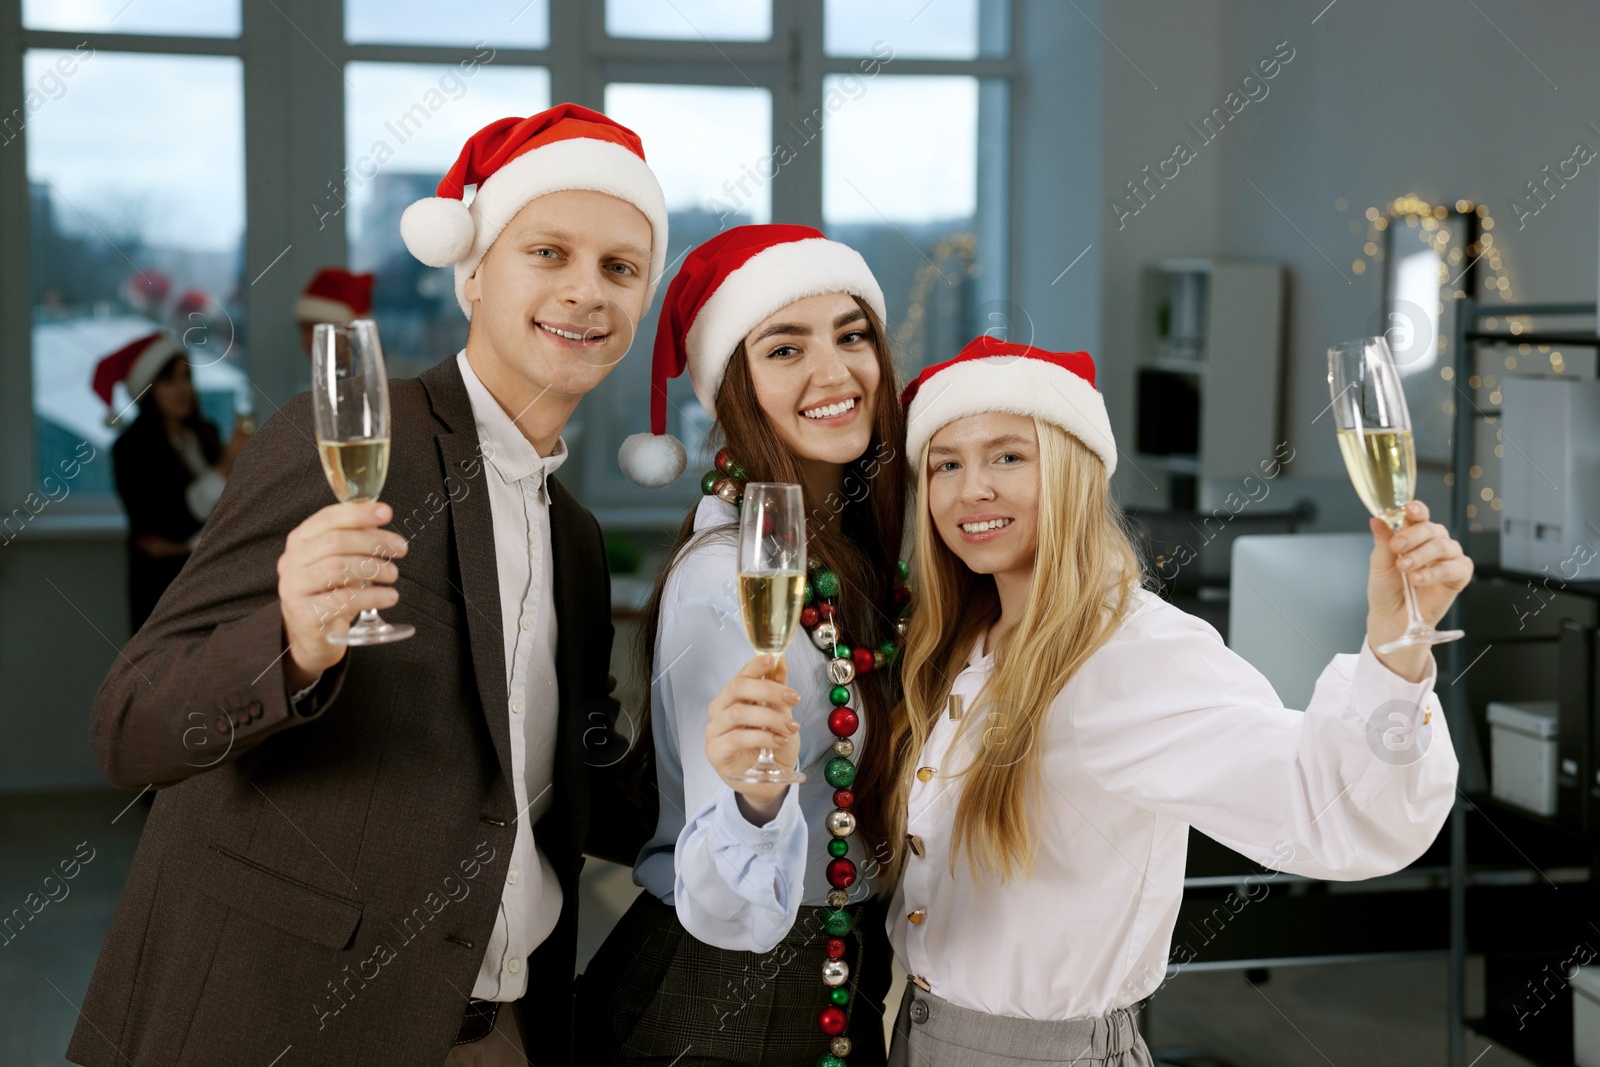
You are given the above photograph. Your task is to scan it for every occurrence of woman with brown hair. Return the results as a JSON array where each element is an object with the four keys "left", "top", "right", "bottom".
[
  {"left": 578, "top": 226, "right": 909, "bottom": 1067},
  {"left": 875, "top": 337, "right": 1468, "bottom": 1066}
]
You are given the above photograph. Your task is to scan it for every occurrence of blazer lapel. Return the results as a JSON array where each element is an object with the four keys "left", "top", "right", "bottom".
[{"left": 420, "top": 357, "right": 513, "bottom": 791}]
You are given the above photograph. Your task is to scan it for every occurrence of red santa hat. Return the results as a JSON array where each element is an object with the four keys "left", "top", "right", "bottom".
[
  {"left": 296, "top": 268, "right": 374, "bottom": 322},
  {"left": 618, "top": 224, "right": 886, "bottom": 489},
  {"left": 91, "top": 332, "right": 185, "bottom": 426},
  {"left": 123, "top": 269, "right": 171, "bottom": 311},
  {"left": 174, "top": 288, "right": 210, "bottom": 317},
  {"left": 900, "top": 336, "right": 1117, "bottom": 478},
  {"left": 399, "top": 102, "right": 668, "bottom": 318}
]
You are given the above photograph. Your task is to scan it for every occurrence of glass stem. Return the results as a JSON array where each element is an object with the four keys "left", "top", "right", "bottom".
[{"left": 1399, "top": 563, "right": 1427, "bottom": 633}]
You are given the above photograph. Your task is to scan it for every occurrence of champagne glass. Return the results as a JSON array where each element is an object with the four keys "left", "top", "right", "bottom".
[
  {"left": 312, "top": 320, "right": 413, "bottom": 645},
  {"left": 1328, "top": 336, "right": 1463, "bottom": 652},
  {"left": 728, "top": 482, "right": 808, "bottom": 785}
]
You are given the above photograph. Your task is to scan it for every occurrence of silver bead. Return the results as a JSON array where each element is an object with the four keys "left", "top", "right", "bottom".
[
  {"left": 715, "top": 479, "right": 742, "bottom": 505},
  {"left": 827, "top": 888, "right": 850, "bottom": 907},
  {"left": 896, "top": 617, "right": 909, "bottom": 636},
  {"left": 826, "top": 656, "right": 856, "bottom": 685},
  {"left": 831, "top": 1037, "right": 853, "bottom": 1056},
  {"left": 826, "top": 809, "right": 857, "bottom": 837},
  {"left": 822, "top": 958, "right": 850, "bottom": 987},
  {"left": 873, "top": 650, "right": 886, "bottom": 670},
  {"left": 811, "top": 621, "right": 839, "bottom": 651},
  {"left": 832, "top": 738, "right": 855, "bottom": 758}
]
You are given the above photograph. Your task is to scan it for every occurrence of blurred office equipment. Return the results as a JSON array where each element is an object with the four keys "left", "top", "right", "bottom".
[
  {"left": 1487, "top": 700, "right": 1560, "bottom": 817},
  {"left": 1133, "top": 259, "right": 1284, "bottom": 511},
  {"left": 1499, "top": 376, "right": 1600, "bottom": 580}
]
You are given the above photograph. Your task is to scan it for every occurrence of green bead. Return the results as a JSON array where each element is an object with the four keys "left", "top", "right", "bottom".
[
  {"left": 897, "top": 558, "right": 910, "bottom": 580},
  {"left": 817, "top": 1056, "right": 847, "bottom": 1067},
  {"left": 804, "top": 581, "right": 815, "bottom": 605},
  {"left": 813, "top": 569, "right": 840, "bottom": 598},
  {"left": 830, "top": 987, "right": 851, "bottom": 1006},
  {"left": 726, "top": 461, "right": 748, "bottom": 481},
  {"left": 824, "top": 757, "right": 856, "bottom": 789},
  {"left": 829, "top": 685, "right": 851, "bottom": 707},
  {"left": 823, "top": 908, "right": 853, "bottom": 936},
  {"left": 828, "top": 837, "right": 849, "bottom": 858},
  {"left": 700, "top": 470, "right": 721, "bottom": 495},
  {"left": 834, "top": 643, "right": 850, "bottom": 661},
  {"left": 879, "top": 641, "right": 899, "bottom": 664}
]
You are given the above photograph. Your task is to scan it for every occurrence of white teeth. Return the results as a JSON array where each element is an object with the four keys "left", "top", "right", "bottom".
[
  {"left": 801, "top": 397, "right": 857, "bottom": 419},
  {"left": 539, "top": 323, "right": 595, "bottom": 341},
  {"left": 961, "top": 518, "right": 1012, "bottom": 533}
]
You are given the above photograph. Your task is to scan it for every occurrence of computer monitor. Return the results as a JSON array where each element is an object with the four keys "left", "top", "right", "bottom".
[{"left": 1228, "top": 533, "right": 1372, "bottom": 709}]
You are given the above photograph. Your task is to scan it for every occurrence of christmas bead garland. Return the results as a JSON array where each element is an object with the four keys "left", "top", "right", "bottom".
[{"left": 702, "top": 447, "right": 912, "bottom": 1066}]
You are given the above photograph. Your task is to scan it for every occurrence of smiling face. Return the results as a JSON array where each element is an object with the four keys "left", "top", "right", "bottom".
[
  {"left": 740, "top": 292, "right": 881, "bottom": 468},
  {"left": 462, "top": 188, "right": 652, "bottom": 405},
  {"left": 925, "top": 411, "right": 1042, "bottom": 582}
]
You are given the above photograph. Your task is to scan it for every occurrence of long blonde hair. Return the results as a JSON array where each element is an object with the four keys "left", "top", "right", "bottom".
[{"left": 876, "top": 417, "right": 1145, "bottom": 885}]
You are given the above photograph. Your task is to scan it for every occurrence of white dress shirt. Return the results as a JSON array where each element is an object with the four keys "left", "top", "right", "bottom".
[
  {"left": 888, "top": 588, "right": 1458, "bottom": 1021},
  {"left": 456, "top": 351, "right": 568, "bottom": 1001},
  {"left": 633, "top": 494, "right": 879, "bottom": 953}
]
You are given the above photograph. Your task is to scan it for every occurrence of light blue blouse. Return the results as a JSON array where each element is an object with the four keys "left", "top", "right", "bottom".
[{"left": 634, "top": 494, "right": 879, "bottom": 952}]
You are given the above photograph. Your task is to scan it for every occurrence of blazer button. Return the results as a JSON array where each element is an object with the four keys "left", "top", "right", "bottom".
[
  {"left": 915, "top": 767, "right": 934, "bottom": 783},
  {"left": 909, "top": 999, "right": 930, "bottom": 1024},
  {"left": 248, "top": 700, "right": 263, "bottom": 721},
  {"left": 214, "top": 715, "right": 229, "bottom": 733},
  {"left": 908, "top": 907, "right": 927, "bottom": 925},
  {"left": 906, "top": 834, "right": 925, "bottom": 858}
]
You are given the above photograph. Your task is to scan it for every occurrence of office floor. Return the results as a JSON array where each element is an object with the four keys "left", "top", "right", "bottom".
[{"left": 2, "top": 790, "right": 1536, "bottom": 1067}]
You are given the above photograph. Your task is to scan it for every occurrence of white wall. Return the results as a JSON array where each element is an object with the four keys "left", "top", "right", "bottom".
[{"left": 1094, "top": 0, "right": 1600, "bottom": 527}]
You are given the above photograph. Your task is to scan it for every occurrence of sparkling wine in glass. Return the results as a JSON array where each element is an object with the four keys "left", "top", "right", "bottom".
[
  {"left": 1328, "top": 336, "right": 1463, "bottom": 652},
  {"left": 312, "top": 320, "right": 413, "bottom": 645},
  {"left": 729, "top": 482, "right": 807, "bottom": 785}
]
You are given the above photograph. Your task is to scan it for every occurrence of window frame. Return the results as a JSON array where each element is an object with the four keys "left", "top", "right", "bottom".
[{"left": 0, "top": 0, "right": 1019, "bottom": 528}]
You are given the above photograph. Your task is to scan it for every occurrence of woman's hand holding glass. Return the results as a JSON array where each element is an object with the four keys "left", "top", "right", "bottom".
[
  {"left": 1365, "top": 499, "right": 1474, "bottom": 682},
  {"left": 705, "top": 653, "right": 802, "bottom": 821}
]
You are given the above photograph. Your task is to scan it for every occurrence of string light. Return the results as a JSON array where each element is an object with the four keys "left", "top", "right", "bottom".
[{"left": 1350, "top": 195, "right": 1530, "bottom": 533}]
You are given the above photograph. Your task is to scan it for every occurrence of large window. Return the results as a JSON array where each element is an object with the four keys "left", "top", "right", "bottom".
[{"left": 8, "top": 0, "right": 1013, "bottom": 524}]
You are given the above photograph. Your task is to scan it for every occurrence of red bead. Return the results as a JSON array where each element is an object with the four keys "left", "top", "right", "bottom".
[
  {"left": 892, "top": 583, "right": 911, "bottom": 606},
  {"left": 715, "top": 447, "right": 733, "bottom": 473},
  {"left": 826, "top": 857, "right": 857, "bottom": 889},
  {"left": 818, "top": 1005, "right": 848, "bottom": 1036},
  {"left": 828, "top": 707, "right": 859, "bottom": 738},
  {"left": 800, "top": 606, "right": 820, "bottom": 629},
  {"left": 826, "top": 937, "right": 847, "bottom": 958},
  {"left": 851, "top": 647, "right": 875, "bottom": 675},
  {"left": 818, "top": 602, "right": 837, "bottom": 620},
  {"left": 833, "top": 788, "right": 854, "bottom": 809}
]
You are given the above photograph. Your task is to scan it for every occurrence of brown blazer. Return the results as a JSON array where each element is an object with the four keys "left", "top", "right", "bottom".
[{"left": 67, "top": 355, "right": 619, "bottom": 1067}]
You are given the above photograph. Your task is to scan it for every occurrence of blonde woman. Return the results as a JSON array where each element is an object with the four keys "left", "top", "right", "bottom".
[{"left": 873, "top": 338, "right": 1468, "bottom": 1066}]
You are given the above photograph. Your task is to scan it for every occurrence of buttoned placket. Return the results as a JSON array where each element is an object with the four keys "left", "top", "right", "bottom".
[
  {"left": 901, "top": 648, "right": 991, "bottom": 992},
  {"left": 486, "top": 462, "right": 549, "bottom": 993}
]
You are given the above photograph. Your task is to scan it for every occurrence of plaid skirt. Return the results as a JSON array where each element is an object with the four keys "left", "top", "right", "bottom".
[{"left": 575, "top": 891, "right": 892, "bottom": 1067}]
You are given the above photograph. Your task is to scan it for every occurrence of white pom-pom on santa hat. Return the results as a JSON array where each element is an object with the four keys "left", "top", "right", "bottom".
[
  {"left": 400, "top": 197, "right": 476, "bottom": 268},
  {"left": 618, "top": 431, "right": 688, "bottom": 489}
]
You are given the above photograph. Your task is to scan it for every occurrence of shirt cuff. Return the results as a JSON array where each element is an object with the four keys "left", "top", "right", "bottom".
[
  {"left": 1352, "top": 637, "right": 1438, "bottom": 707},
  {"left": 289, "top": 674, "right": 323, "bottom": 706},
  {"left": 712, "top": 781, "right": 802, "bottom": 851}
]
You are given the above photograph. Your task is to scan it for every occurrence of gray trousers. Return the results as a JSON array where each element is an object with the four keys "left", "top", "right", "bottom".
[{"left": 886, "top": 978, "right": 1156, "bottom": 1067}]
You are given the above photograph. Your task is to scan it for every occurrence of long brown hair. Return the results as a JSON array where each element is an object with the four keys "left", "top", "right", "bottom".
[
  {"left": 875, "top": 419, "right": 1145, "bottom": 885},
  {"left": 630, "top": 295, "right": 907, "bottom": 864}
]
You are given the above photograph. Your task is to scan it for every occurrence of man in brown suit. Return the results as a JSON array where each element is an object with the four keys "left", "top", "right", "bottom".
[{"left": 66, "top": 105, "right": 672, "bottom": 1067}]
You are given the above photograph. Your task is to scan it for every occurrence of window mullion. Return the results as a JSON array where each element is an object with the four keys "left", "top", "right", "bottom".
[
  {"left": 241, "top": 0, "right": 347, "bottom": 410},
  {"left": 548, "top": 0, "right": 599, "bottom": 109},
  {"left": 0, "top": 0, "right": 30, "bottom": 504},
  {"left": 769, "top": 0, "right": 823, "bottom": 229}
]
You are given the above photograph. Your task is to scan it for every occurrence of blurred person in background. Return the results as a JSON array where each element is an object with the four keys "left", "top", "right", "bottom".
[{"left": 94, "top": 332, "right": 251, "bottom": 631}]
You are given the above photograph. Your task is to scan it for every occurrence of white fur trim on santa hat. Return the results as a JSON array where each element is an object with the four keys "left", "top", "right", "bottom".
[
  {"left": 905, "top": 356, "right": 1118, "bottom": 478},
  {"left": 445, "top": 138, "right": 669, "bottom": 317},
  {"left": 618, "top": 431, "right": 688, "bottom": 488},
  {"left": 682, "top": 238, "right": 886, "bottom": 413},
  {"left": 401, "top": 197, "right": 475, "bottom": 268},
  {"left": 294, "top": 295, "right": 358, "bottom": 323},
  {"left": 126, "top": 336, "right": 185, "bottom": 401}
]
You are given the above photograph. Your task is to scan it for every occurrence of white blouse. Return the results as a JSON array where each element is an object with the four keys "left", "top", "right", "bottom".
[
  {"left": 887, "top": 588, "right": 1457, "bottom": 1021},
  {"left": 635, "top": 494, "right": 879, "bottom": 952}
]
